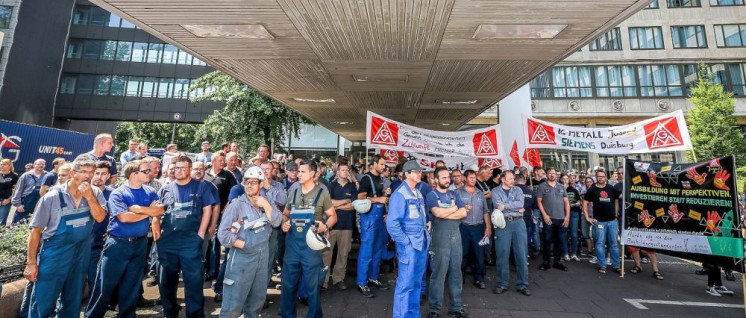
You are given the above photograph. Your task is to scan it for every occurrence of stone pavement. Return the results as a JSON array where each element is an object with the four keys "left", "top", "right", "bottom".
[{"left": 111, "top": 253, "right": 744, "bottom": 318}]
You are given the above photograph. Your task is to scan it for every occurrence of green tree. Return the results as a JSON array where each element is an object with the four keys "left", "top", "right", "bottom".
[
  {"left": 687, "top": 64, "right": 746, "bottom": 165},
  {"left": 189, "top": 71, "right": 313, "bottom": 153},
  {"left": 114, "top": 122, "right": 201, "bottom": 157}
]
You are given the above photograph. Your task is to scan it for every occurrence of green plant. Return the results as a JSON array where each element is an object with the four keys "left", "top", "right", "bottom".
[{"left": 0, "top": 223, "right": 30, "bottom": 268}]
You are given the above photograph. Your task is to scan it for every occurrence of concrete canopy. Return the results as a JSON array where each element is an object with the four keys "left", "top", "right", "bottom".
[{"left": 91, "top": 0, "right": 653, "bottom": 141}]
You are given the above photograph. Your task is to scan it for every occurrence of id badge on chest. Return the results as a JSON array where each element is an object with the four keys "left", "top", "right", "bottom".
[{"left": 408, "top": 204, "right": 420, "bottom": 219}]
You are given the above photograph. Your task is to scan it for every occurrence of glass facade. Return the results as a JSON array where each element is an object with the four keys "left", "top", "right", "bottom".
[
  {"left": 530, "top": 63, "right": 746, "bottom": 99},
  {"left": 0, "top": 6, "right": 12, "bottom": 29},
  {"left": 714, "top": 24, "right": 746, "bottom": 47},
  {"left": 671, "top": 25, "right": 707, "bottom": 48},
  {"left": 60, "top": 73, "right": 214, "bottom": 99},
  {"left": 66, "top": 39, "right": 206, "bottom": 66},
  {"left": 667, "top": 0, "right": 701, "bottom": 7},
  {"left": 646, "top": 0, "right": 660, "bottom": 8},
  {"left": 629, "top": 27, "right": 665, "bottom": 50},
  {"left": 589, "top": 28, "right": 622, "bottom": 51},
  {"left": 710, "top": 0, "right": 744, "bottom": 5},
  {"left": 73, "top": 5, "right": 136, "bottom": 28}
]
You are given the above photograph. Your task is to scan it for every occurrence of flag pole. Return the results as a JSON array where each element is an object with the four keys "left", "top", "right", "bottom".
[{"left": 620, "top": 157, "right": 626, "bottom": 278}]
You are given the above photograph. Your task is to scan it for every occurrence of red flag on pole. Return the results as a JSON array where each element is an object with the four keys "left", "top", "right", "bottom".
[
  {"left": 509, "top": 140, "right": 521, "bottom": 167},
  {"left": 523, "top": 148, "right": 542, "bottom": 167}
]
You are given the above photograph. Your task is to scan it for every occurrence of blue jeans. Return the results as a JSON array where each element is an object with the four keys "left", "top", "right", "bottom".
[
  {"left": 157, "top": 235, "right": 205, "bottom": 318},
  {"left": 495, "top": 219, "right": 528, "bottom": 290},
  {"left": 542, "top": 220, "right": 567, "bottom": 264},
  {"left": 568, "top": 212, "right": 580, "bottom": 255},
  {"left": 87, "top": 245, "right": 103, "bottom": 300},
  {"left": 460, "top": 223, "right": 486, "bottom": 282},
  {"left": 86, "top": 237, "right": 147, "bottom": 318},
  {"left": 0, "top": 202, "right": 11, "bottom": 226},
  {"left": 530, "top": 209, "right": 542, "bottom": 249},
  {"left": 594, "top": 219, "right": 621, "bottom": 269}
]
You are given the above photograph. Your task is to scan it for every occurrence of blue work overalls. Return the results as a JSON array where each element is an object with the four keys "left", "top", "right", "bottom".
[
  {"left": 428, "top": 192, "right": 463, "bottom": 313},
  {"left": 357, "top": 174, "right": 387, "bottom": 286},
  {"left": 30, "top": 190, "right": 94, "bottom": 317},
  {"left": 280, "top": 189, "right": 324, "bottom": 318},
  {"left": 387, "top": 183, "right": 429, "bottom": 318},
  {"left": 157, "top": 181, "right": 206, "bottom": 318},
  {"left": 221, "top": 201, "right": 271, "bottom": 318},
  {"left": 15, "top": 174, "right": 44, "bottom": 224}
]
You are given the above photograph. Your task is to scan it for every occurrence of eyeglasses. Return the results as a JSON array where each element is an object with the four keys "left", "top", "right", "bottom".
[
  {"left": 137, "top": 169, "right": 152, "bottom": 175},
  {"left": 173, "top": 166, "right": 189, "bottom": 171},
  {"left": 243, "top": 180, "right": 260, "bottom": 186}
]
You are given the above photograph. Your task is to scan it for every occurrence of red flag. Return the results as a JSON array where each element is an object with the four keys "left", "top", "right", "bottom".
[
  {"left": 509, "top": 141, "right": 520, "bottom": 167},
  {"left": 523, "top": 148, "right": 542, "bottom": 167}
]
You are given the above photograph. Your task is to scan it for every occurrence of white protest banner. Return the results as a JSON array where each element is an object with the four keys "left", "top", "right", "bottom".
[
  {"left": 376, "top": 148, "right": 503, "bottom": 171},
  {"left": 522, "top": 110, "right": 692, "bottom": 154},
  {"left": 367, "top": 111, "right": 506, "bottom": 159}
]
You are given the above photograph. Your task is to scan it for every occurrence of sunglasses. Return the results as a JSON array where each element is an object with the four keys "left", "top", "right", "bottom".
[{"left": 137, "top": 169, "right": 152, "bottom": 175}]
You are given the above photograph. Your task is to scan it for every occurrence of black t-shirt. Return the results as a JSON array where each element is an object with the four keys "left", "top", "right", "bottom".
[
  {"left": 566, "top": 186, "right": 581, "bottom": 213},
  {"left": 486, "top": 179, "right": 500, "bottom": 190},
  {"left": 476, "top": 180, "right": 491, "bottom": 194},
  {"left": 358, "top": 172, "right": 384, "bottom": 198},
  {"left": 205, "top": 169, "right": 238, "bottom": 210},
  {"left": 531, "top": 178, "right": 546, "bottom": 192},
  {"left": 0, "top": 172, "right": 19, "bottom": 200},
  {"left": 583, "top": 184, "right": 619, "bottom": 222}
]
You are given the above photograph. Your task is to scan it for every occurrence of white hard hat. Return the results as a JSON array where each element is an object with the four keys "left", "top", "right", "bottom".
[
  {"left": 306, "top": 223, "right": 331, "bottom": 251},
  {"left": 243, "top": 166, "right": 265, "bottom": 181},
  {"left": 352, "top": 199, "right": 372, "bottom": 214},
  {"left": 491, "top": 209, "right": 506, "bottom": 229}
]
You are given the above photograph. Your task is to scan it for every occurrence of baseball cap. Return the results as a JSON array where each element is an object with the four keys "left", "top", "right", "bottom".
[
  {"left": 403, "top": 161, "right": 425, "bottom": 172},
  {"left": 286, "top": 161, "right": 299, "bottom": 171}
]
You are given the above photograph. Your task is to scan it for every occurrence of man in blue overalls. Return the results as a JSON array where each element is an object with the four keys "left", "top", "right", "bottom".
[
  {"left": 218, "top": 166, "right": 281, "bottom": 318},
  {"left": 356, "top": 155, "right": 392, "bottom": 298},
  {"left": 23, "top": 158, "right": 106, "bottom": 317},
  {"left": 86, "top": 161, "right": 115, "bottom": 298},
  {"left": 280, "top": 160, "right": 337, "bottom": 318},
  {"left": 11, "top": 158, "right": 47, "bottom": 224},
  {"left": 426, "top": 167, "right": 469, "bottom": 318},
  {"left": 86, "top": 159, "right": 164, "bottom": 318},
  {"left": 156, "top": 156, "right": 217, "bottom": 318},
  {"left": 387, "top": 161, "right": 429, "bottom": 318}
]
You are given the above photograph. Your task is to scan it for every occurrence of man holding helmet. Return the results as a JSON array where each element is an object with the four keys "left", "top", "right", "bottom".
[
  {"left": 386, "top": 161, "right": 429, "bottom": 318},
  {"left": 491, "top": 170, "right": 531, "bottom": 296},
  {"left": 281, "top": 160, "right": 337, "bottom": 318},
  {"left": 218, "top": 166, "right": 280, "bottom": 318}
]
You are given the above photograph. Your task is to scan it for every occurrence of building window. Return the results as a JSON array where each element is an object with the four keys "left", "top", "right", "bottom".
[
  {"left": 94, "top": 75, "right": 111, "bottom": 95},
  {"left": 174, "top": 79, "right": 190, "bottom": 98},
  {"left": 126, "top": 76, "right": 143, "bottom": 97},
  {"left": 667, "top": 0, "right": 701, "bottom": 7},
  {"left": 73, "top": 5, "right": 137, "bottom": 28},
  {"left": 101, "top": 40, "right": 118, "bottom": 60},
  {"left": 83, "top": 40, "right": 103, "bottom": 60},
  {"left": 110, "top": 76, "right": 126, "bottom": 96},
  {"left": 683, "top": 64, "right": 726, "bottom": 95},
  {"left": 589, "top": 28, "right": 622, "bottom": 51},
  {"left": 714, "top": 24, "right": 746, "bottom": 47},
  {"left": 158, "top": 78, "right": 174, "bottom": 98},
  {"left": 552, "top": 66, "right": 593, "bottom": 97},
  {"left": 730, "top": 64, "right": 746, "bottom": 95},
  {"left": 671, "top": 25, "right": 707, "bottom": 48},
  {"left": 60, "top": 76, "right": 77, "bottom": 94},
  {"left": 177, "top": 50, "right": 193, "bottom": 65},
  {"left": 595, "top": 65, "right": 637, "bottom": 97},
  {"left": 76, "top": 75, "right": 96, "bottom": 95},
  {"left": 146, "top": 43, "right": 164, "bottom": 63},
  {"left": 115, "top": 42, "right": 132, "bottom": 61},
  {"left": 0, "top": 6, "right": 12, "bottom": 29},
  {"left": 131, "top": 42, "right": 148, "bottom": 62},
  {"left": 530, "top": 71, "right": 551, "bottom": 98},
  {"left": 709, "top": 0, "right": 743, "bottom": 5},
  {"left": 162, "top": 45, "right": 178, "bottom": 64},
  {"left": 637, "top": 65, "right": 682, "bottom": 97},
  {"left": 646, "top": 0, "right": 660, "bottom": 8},
  {"left": 629, "top": 27, "right": 664, "bottom": 50},
  {"left": 66, "top": 39, "right": 84, "bottom": 59}
]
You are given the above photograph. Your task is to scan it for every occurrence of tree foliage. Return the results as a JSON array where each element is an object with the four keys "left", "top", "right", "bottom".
[
  {"left": 189, "top": 71, "right": 313, "bottom": 153},
  {"left": 687, "top": 64, "right": 746, "bottom": 165},
  {"left": 114, "top": 122, "right": 201, "bottom": 157}
]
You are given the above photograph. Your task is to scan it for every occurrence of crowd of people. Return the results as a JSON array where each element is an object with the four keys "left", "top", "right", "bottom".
[{"left": 0, "top": 134, "right": 740, "bottom": 318}]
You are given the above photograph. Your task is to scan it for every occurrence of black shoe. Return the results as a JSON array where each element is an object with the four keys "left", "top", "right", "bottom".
[
  {"left": 726, "top": 271, "right": 736, "bottom": 281},
  {"left": 297, "top": 297, "right": 309, "bottom": 306},
  {"left": 448, "top": 309, "right": 470, "bottom": 318},
  {"left": 518, "top": 288, "right": 532, "bottom": 296},
  {"left": 263, "top": 300, "right": 271, "bottom": 309},
  {"left": 335, "top": 281, "right": 348, "bottom": 291},
  {"left": 494, "top": 286, "right": 507, "bottom": 294},
  {"left": 358, "top": 285, "right": 375, "bottom": 298},
  {"left": 367, "top": 279, "right": 391, "bottom": 290},
  {"left": 553, "top": 262, "right": 568, "bottom": 271},
  {"left": 136, "top": 297, "right": 156, "bottom": 308},
  {"left": 539, "top": 262, "right": 551, "bottom": 271},
  {"left": 214, "top": 293, "right": 222, "bottom": 303},
  {"left": 428, "top": 312, "right": 440, "bottom": 318},
  {"left": 474, "top": 281, "right": 486, "bottom": 289}
]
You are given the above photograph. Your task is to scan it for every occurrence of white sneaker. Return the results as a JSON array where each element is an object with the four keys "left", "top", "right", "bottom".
[
  {"left": 641, "top": 257, "right": 650, "bottom": 264},
  {"left": 715, "top": 286, "right": 734, "bottom": 295},
  {"left": 563, "top": 254, "right": 570, "bottom": 261},
  {"left": 706, "top": 286, "right": 722, "bottom": 297},
  {"left": 571, "top": 255, "right": 580, "bottom": 262},
  {"left": 606, "top": 259, "right": 612, "bottom": 266},
  {"left": 589, "top": 257, "right": 598, "bottom": 264}
]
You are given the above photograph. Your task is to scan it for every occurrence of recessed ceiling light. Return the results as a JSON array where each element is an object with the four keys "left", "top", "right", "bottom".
[
  {"left": 435, "top": 99, "right": 479, "bottom": 105},
  {"left": 440, "top": 123, "right": 451, "bottom": 126},
  {"left": 473, "top": 24, "right": 566, "bottom": 39},
  {"left": 293, "top": 97, "right": 336, "bottom": 103},
  {"left": 182, "top": 24, "right": 274, "bottom": 39},
  {"left": 352, "top": 74, "right": 409, "bottom": 82},
  {"left": 335, "top": 121, "right": 353, "bottom": 125}
]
